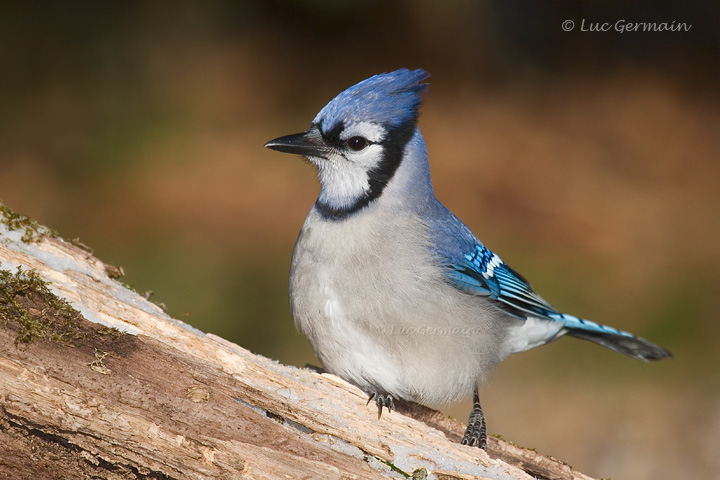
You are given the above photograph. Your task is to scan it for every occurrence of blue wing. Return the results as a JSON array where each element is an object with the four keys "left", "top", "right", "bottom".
[
  {"left": 427, "top": 204, "right": 635, "bottom": 337},
  {"left": 425, "top": 203, "right": 670, "bottom": 360},
  {"left": 427, "top": 204, "right": 559, "bottom": 320},
  {"left": 448, "top": 242, "right": 648, "bottom": 346},
  {"left": 447, "top": 243, "right": 561, "bottom": 320}
]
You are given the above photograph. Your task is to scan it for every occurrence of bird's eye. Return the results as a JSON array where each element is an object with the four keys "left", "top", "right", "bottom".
[{"left": 346, "top": 136, "right": 368, "bottom": 151}]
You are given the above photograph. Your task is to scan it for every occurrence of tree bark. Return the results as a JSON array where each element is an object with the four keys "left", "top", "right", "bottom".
[{"left": 0, "top": 211, "right": 595, "bottom": 480}]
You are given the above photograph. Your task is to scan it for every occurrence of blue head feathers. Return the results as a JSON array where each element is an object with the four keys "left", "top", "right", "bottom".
[{"left": 313, "top": 68, "right": 430, "bottom": 133}]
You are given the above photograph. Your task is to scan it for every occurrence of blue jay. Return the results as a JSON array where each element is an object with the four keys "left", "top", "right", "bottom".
[{"left": 265, "top": 69, "right": 671, "bottom": 449}]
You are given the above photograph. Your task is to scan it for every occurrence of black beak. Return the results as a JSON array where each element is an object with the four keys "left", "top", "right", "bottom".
[{"left": 264, "top": 126, "right": 329, "bottom": 159}]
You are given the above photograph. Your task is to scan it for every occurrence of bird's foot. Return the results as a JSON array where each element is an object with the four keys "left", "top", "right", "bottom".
[
  {"left": 367, "top": 392, "right": 396, "bottom": 419},
  {"left": 461, "top": 387, "right": 487, "bottom": 449}
]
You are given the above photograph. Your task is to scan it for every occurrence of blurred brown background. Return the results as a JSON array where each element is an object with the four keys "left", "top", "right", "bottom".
[{"left": 1, "top": 1, "right": 719, "bottom": 478}]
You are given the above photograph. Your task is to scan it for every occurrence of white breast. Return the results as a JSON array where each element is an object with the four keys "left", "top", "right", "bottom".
[{"left": 289, "top": 205, "right": 506, "bottom": 407}]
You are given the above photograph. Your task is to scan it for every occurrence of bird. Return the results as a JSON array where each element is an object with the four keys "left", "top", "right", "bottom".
[{"left": 264, "top": 68, "right": 671, "bottom": 449}]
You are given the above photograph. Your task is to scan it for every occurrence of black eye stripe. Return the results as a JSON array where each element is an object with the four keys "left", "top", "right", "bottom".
[
  {"left": 316, "top": 119, "right": 379, "bottom": 152},
  {"left": 317, "top": 120, "right": 344, "bottom": 143}
]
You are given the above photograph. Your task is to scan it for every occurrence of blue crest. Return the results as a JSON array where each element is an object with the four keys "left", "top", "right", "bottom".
[{"left": 314, "top": 69, "right": 430, "bottom": 132}]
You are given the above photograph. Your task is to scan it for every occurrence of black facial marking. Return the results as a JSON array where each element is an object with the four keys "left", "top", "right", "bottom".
[
  {"left": 320, "top": 120, "right": 344, "bottom": 143},
  {"left": 366, "top": 121, "right": 416, "bottom": 199},
  {"left": 315, "top": 119, "right": 418, "bottom": 221}
]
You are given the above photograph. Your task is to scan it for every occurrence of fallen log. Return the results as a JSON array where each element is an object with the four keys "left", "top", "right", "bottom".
[{"left": 0, "top": 203, "right": 594, "bottom": 480}]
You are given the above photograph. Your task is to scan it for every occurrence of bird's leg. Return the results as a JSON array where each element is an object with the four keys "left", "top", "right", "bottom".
[
  {"left": 461, "top": 386, "right": 487, "bottom": 449},
  {"left": 367, "top": 392, "right": 396, "bottom": 420}
]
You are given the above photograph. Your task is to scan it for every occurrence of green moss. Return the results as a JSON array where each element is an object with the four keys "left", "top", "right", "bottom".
[
  {"left": 380, "top": 460, "right": 409, "bottom": 477},
  {"left": 0, "top": 266, "right": 123, "bottom": 347},
  {"left": 0, "top": 202, "right": 158, "bottom": 315},
  {"left": 411, "top": 468, "right": 428, "bottom": 480},
  {"left": 0, "top": 201, "right": 57, "bottom": 243}
]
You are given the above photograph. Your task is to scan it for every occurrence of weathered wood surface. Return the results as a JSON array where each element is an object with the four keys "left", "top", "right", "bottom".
[{"left": 0, "top": 212, "right": 596, "bottom": 480}]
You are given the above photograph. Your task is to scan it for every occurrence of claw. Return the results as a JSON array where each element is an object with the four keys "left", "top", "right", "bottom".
[{"left": 368, "top": 392, "right": 395, "bottom": 419}]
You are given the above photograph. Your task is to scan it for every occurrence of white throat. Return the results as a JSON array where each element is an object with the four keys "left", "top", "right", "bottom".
[{"left": 315, "top": 158, "right": 371, "bottom": 209}]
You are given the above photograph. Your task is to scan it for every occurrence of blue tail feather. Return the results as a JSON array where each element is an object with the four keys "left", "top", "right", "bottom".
[{"left": 552, "top": 312, "right": 672, "bottom": 361}]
